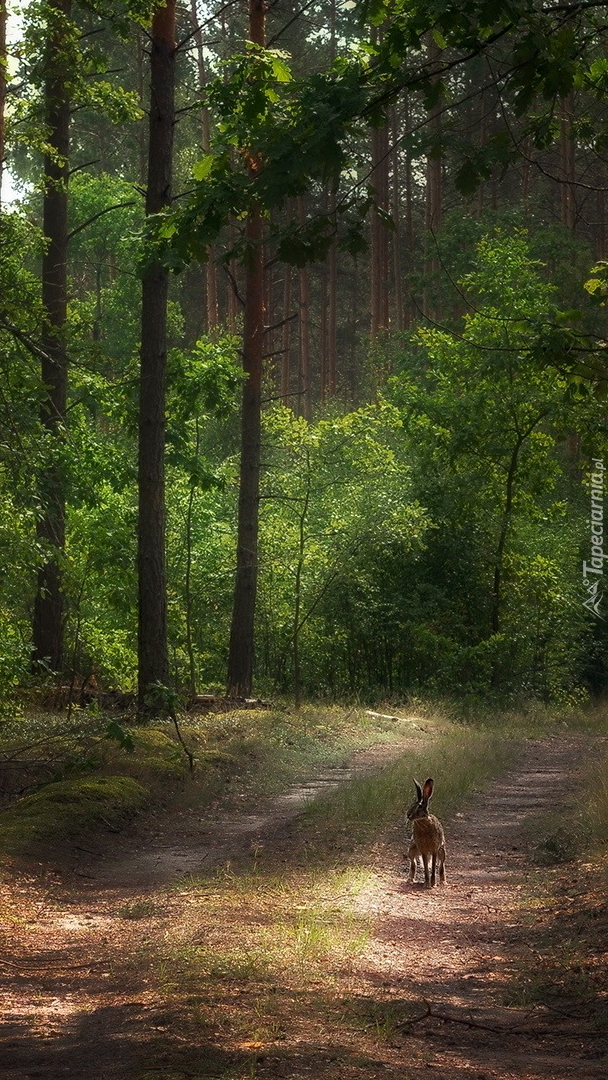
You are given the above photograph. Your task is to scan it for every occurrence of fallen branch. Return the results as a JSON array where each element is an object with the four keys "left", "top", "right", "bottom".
[
  {"left": 405, "top": 999, "right": 602, "bottom": 1039},
  {"left": 407, "top": 999, "right": 506, "bottom": 1034},
  {"left": 365, "top": 710, "right": 422, "bottom": 728}
]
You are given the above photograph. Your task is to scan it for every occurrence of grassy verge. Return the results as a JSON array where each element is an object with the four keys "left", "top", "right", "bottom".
[{"left": 0, "top": 702, "right": 417, "bottom": 861}]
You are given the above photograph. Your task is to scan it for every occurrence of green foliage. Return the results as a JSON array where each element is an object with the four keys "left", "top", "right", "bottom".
[
  {"left": 388, "top": 231, "right": 605, "bottom": 698},
  {"left": 257, "top": 402, "right": 427, "bottom": 695}
]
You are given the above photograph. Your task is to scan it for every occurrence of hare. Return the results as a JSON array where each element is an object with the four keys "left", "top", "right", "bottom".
[{"left": 406, "top": 777, "right": 446, "bottom": 886}]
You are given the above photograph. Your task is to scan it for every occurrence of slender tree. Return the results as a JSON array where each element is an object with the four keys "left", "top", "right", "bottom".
[
  {"left": 32, "top": 0, "right": 72, "bottom": 674},
  {"left": 0, "top": 0, "right": 6, "bottom": 204},
  {"left": 138, "top": 0, "right": 176, "bottom": 709},
  {"left": 226, "top": 0, "right": 266, "bottom": 698},
  {"left": 189, "top": 0, "right": 218, "bottom": 330}
]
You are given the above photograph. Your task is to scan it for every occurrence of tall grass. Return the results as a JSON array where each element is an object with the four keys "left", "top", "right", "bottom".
[{"left": 302, "top": 724, "right": 518, "bottom": 844}]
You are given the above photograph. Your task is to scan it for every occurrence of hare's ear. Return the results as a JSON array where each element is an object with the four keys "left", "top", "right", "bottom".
[
  {"left": 413, "top": 779, "right": 423, "bottom": 801},
  {"left": 422, "top": 777, "right": 434, "bottom": 801}
]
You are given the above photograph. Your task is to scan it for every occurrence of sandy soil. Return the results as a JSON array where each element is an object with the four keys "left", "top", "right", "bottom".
[{"left": 0, "top": 735, "right": 606, "bottom": 1080}]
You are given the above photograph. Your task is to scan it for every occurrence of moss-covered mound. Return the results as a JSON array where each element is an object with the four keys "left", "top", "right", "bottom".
[{"left": 0, "top": 775, "right": 148, "bottom": 857}]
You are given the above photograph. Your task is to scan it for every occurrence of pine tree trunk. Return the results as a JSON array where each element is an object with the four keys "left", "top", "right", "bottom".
[
  {"left": 402, "top": 93, "right": 414, "bottom": 330},
  {"left": 391, "top": 105, "right": 404, "bottom": 332},
  {"left": 560, "top": 94, "right": 576, "bottom": 233},
  {"left": 328, "top": 240, "right": 338, "bottom": 394},
  {"left": 370, "top": 120, "right": 390, "bottom": 339},
  {"left": 189, "top": 0, "right": 218, "bottom": 330},
  {"left": 0, "top": 0, "right": 6, "bottom": 205},
  {"left": 138, "top": 0, "right": 176, "bottom": 710},
  {"left": 424, "top": 36, "right": 443, "bottom": 320},
  {"left": 227, "top": 219, "right": 239, "bottom": 331},
  {"left": 326, "top": 0, "right": 338, "bottom": 393},
  {"left": 281, "top": 264, "right": 292, "bottom": 403},
  {"left": 297, "top": 200, "right": 312, "bottom": 418},
  {"left": 226, "top": 0, "right": 266, "bottom": 698},
  {"left": 597, "top": 187, "right": 606, "bottom": 261},
  {"left": 136, "top": 30, "right": 147, "bottom": 187},
  {"left": 32, "top": 0, "right": 71, "bottom": 674}
]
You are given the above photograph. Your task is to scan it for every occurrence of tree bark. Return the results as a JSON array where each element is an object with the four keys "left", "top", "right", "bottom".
[
  {"left": 326, "top": 0, "right": 338, "bottom": 393},
  {"left": 597, "top": 186, "right": 606, "bottom": 261},
  {"left": 136, "top": 29, "right": 147, "bottom": 187},
  {"left": 391, "top": 104, "right": 404, "bottom": 332},
  {"left": 560, "top": 94, "right": 576, "bottom": 233},
  {"left": 424, "top": 36, "right": 443, "bottom": 321},
  {"left": 0, "top": 0, "right": 6, "bottom": 205},
  {"left": 281, "top": 264, "right": 292, "bottom": 403},
  {"left": 297, "top": 199, "right": 311, "bottom": 418},
  {"left": 327, "top": 224, "right": 338, "bottom": 394},
  {"left": 425, "top": 53, "right": 443, "bottom": 235},
  {"left": 370, "top": 121, "right": 390, "bottom": 338},
  {"left": 226, "top": 204, "right": 265, "bottom": 696},
  {"left": 32, "top": 0, "right": 71, "bottom": 674},
  {"left": 138, "top": 0, "right": 176, "bottom": 709},
  {"left": 226, "top": 0, "right": 266, "bottom": 698},
  {"left": 189, "top": 0, "right": 218, "bottom": 330}
]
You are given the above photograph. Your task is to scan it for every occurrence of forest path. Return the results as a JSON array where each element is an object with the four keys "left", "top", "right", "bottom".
[{"left": 0, "top": 733, "right": 605, "bottom": 1079}]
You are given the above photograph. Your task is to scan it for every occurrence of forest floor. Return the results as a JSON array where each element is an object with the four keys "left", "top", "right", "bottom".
[{"left": 1, "top": 728, "right": 607, "bottom": 1080}]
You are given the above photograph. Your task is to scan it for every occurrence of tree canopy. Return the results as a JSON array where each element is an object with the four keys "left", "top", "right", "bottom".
[{"left": 0, "top": 0, "right": 607, "bottom": 707}]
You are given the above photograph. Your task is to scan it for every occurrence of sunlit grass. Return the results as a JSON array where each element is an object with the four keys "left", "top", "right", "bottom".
[{"left": 300, "top": 723, "right": 518, "bottom": 852}]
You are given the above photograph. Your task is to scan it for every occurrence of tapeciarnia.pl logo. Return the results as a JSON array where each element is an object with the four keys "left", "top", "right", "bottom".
[{"left": 583, "top": 458, "right": 605, "bottom": 619}]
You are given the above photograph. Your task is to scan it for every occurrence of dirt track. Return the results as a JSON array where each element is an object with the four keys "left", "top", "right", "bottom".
[{"left": 0, "top": 735, "right": 606, "bottom": 1080}]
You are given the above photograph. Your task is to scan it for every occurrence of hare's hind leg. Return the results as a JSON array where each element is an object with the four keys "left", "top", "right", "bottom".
[
  {"left": 408, "top": 841, "right": 419, "bottom": 883},
  {"left": 438, "top": 845, "right": 446, "bottom": 884}
]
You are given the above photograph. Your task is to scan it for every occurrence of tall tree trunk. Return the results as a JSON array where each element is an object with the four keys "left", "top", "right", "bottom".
[
  {"left": 597, "top": 187, "right": 606, "bottom": 261},
  {"left": 327, "top": 223, "right": 338, "bottom": 394},
  {"left": 189, "top": 0, "right": 218, "bottom": 330},
  {"left": 320, "top": 191, "right": 329, "bottom": 404},
  {"left": 370, "top": 115, "right": 390, "bottom": 338},
  {"left": 297, "top": 199, "right": 311, "bottom": 418},
  {"left": 402, "top": 92, "right": 414, "bottom": 330},
  {"left": 185, "top": 418, "right": 201, "bottom": 694},
  {"left": 136, "top": 30, "right": 147, "bottom": 187},
  {"left": 0, "top": 0, "right": 6, "bottom": 205},
  {"left": 32, "top": 0, "right": 71, "bottom": 674},
  {"left": 281, "top": 264, "right": 292, "bottom": 404},
  {"left": 424, "top": 36, "right": 443, "bottom": 320},
  {"left": 390, "top": 104, "right": 404, "bottom": 332},
  {"left": 326, "top": 0, "right": 338, "bottom": 393},
  {"left": 227, "top": 218, "right": 239, "bottom": 331},
  {"left": 298, "top": 262, "right": 311, "bottom": 417},
  {"left": 425, "top": 39, "right": 443, "bottom": 235},
  {"left": 560, "top": 93, "right": 576, "bottom": 233},
  {"left": 138, "top": 0, "right": 176, "bottom": 710},
  {"left": 522, "top": 136, "right": 532, "bottom": 223},
  {"left": 226, "top": 0, "right": 266, "bottom": 698}
]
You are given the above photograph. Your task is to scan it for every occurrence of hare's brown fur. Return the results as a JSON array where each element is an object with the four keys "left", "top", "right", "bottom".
[{"left": 407, "top": 777, "right": 446, "bottom": 887}]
